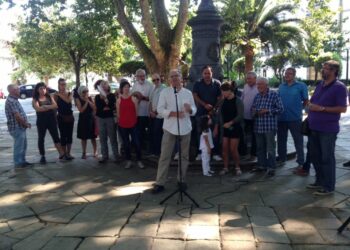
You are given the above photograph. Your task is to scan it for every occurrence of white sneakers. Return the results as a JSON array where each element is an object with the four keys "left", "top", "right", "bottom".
[
  {"left": 212, "top": 155, "right": 222, "bottom": 161},
  {"left": 125, "top": 161, "right": 145, "bottom": 169}
]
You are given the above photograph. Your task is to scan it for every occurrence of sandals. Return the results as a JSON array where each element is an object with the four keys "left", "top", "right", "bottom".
[
  {"left": 81, "top": 153, "right": 86, "bottom": 159},
  {"left": 219, "top": 168, "right": 229, "bottom": 175},
  {"left": 235, "top": 168, "right": 242, "bottom": 176}
]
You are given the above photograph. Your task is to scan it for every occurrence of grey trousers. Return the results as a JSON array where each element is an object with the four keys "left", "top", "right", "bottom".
[
  {"left": 155, "top": 130, "right": 191, "bottom": 186},
  {"left": 97, "top": 117, "right": 118, "bottom": 160}
]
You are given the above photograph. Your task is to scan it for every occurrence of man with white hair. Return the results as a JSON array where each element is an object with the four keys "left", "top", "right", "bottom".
[
  {"left": 152, "top": 69, "right": 197, "bottom": 194},
  {"left": 251, "top": 77, "right": 284, "bottom": 176},
  {"left": 132, "top": 68, "right": 153, "bottom": 151},
  {"left": 5, "top": 84, "right": 33, "bottom": 168},
  {"left": 241, "top": 71, "right": 259, "bottom": 159}
]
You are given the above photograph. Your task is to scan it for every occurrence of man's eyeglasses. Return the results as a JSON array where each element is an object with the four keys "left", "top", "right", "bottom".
[
  {"left": 152, "top": 78, "right": 160, "bottom": 82},
  {"left": 82, "top": 90, "right": 89, "bottom": 93}
]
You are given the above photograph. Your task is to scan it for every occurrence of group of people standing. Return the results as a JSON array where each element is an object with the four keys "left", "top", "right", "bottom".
[{"left": 5, "top": 60, "right": 348, "bottom": 196}]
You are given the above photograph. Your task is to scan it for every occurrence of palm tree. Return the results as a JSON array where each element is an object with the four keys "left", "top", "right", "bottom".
[{"left": 221, "top": 0, "right": 304, "bottom": 73}]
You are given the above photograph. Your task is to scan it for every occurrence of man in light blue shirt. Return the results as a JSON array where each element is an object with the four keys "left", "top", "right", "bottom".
[{"left": 277, "top": 68, "right": 309, "bottom": 169}]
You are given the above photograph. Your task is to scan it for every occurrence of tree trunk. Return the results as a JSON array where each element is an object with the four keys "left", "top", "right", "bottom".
[
  {"left": 69, "top": 50, "right": 82, "bottom": 87},
  {"left": 74, "top": 62, "right": 81, "bottom": 87},
  {"left": 113, "top": 0, "right": 188, "bottom": 78},
  {"left": 244, "top": 45, "right": 254, "bottom": 73},
  {"left": 43, "top": 75, "right": 49, "bottom": 85}
]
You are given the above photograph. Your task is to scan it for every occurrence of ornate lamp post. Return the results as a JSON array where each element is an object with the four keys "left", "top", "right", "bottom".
[{"left": 188, "top": 0, "right": 224, "bottom": 83}]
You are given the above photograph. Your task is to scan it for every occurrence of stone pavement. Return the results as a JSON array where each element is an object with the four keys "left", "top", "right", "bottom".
[{"left": 1, "top": 109, "right": 350, "bottom": 249}]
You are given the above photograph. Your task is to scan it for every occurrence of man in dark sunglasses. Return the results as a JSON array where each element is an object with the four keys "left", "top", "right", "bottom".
[{"left": 149, "top": 73, "right": 166, "bottom": 156}]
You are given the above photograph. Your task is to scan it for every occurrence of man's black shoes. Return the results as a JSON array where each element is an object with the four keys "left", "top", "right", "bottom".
[
  {"left": 151, "top": 185, "right": 165, "bottom": 194},
  {"left": 343, "top": 161, "right": 350, "bottom": 167}
]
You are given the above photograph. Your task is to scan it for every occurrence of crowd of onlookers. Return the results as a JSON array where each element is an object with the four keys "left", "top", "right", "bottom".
[{"left": 5, "top": 60, "right": 349, "bottom": 196}]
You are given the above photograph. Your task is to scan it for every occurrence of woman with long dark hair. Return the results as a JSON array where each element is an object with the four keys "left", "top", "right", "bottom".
[
  {"left": 53, "top": 78, "right": 74, "bottom": 160},
  {"left": 218, "top": 82, "right": 244, "bottom": 176},
  {"left": 116, "top": 79, "right": 143, "bottom": 169},
  {"left": 32, "top": 82, "right": 64, "bottom": 164}
]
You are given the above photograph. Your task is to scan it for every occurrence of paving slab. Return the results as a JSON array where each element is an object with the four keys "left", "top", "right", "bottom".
[
  {"left": 253, "top": 227, "right": 290, "bottom": 244},
  {"left": 220, "top": 227, "right": 255, "bottom": 241},
  {"left": 5, "top": 222, "right": 44, "bottom": 239},
  {"left": 77, "top": 237, "right": 116, "bottom": 250},
  {"left": 41, "top": 237, "right": 82, "bottom": 250},
  {"left": 0, "top": 202, "right": 34, "bottom": 222},
  {"left": 285, "top": 228, "right": 326, "bottom": 244},
  {"left": 186, "top": 225, "right": 220, "bottom": 240},
  {"left": 185, "top": 240, "right": 220, "bottom": 250},
  {"left": 292, "top": 245, "right": 350, "bottom": 250},
  {"left": 190, "top": 213, "right": 219, "bottom": 225},
  {"left": 250, "top": 216, "right": 282, "bottom": 228},
  {"left": 128, "top": 212, "right": 162, "bottom": 225},
  {"left": 318, "top": 229, "right": 350, "bottom": 244},
  {"left": 110, "top": 236, "right": 153, "bottom": 250},
  {"left": 220, "top": 212, "right": 251, "bottom": 227},
  {"left": 246, "top": 206, "right": 277, "bottom": 217},
  {"left": 39, "top": 204, "right": 86, "bottom": 223},
  {"left": 0, "top": 235, "right": 19, "bottom": 250},
  {"left": 7, "top": 216, "right": 39, "bottom": 230},
  {"left": 57, "top": 200, "right": 135, "bottom": 237},
  {"left": 12, "top": 224, "right": 64, "bottom": 250},
  {"left": 0, "top": 222, "right": 11, "bottom": 234},
  {"left": 257, "top": 242, "right": 292, "bottom": 250},
  {"left": 157, "top": 223, "right": 188, "bottom": 239},
  {"left": 152, "top": 239, "right": 186, "bottom": 250},
  {"left": 120, "top": 223, "right": 158, "bottom": 237},
  {"left": 222, "top": 240, "right": 256, "bottom": 250}
]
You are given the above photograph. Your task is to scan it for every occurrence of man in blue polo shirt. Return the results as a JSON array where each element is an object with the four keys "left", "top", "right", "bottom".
[
  {"left": 193, "top": 65, "right": 222, "bottom": 161},
  {"left": 277, "top": 68, "right": 309, "bottom": 169},
  {"left": 307, "top": 60, "right": 347, "bottom": 195}
]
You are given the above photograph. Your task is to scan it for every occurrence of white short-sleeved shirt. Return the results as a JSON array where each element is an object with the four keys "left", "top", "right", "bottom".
[
  {"left": 132, "top": 80, "right": 154, "bottom": 116},
  {"left": 199, "top": 128, "right": 214, "bottom": 150}
]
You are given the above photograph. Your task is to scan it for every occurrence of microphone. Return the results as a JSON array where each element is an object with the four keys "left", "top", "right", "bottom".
[{"left": 173, "top": 87, "right": 177, "bottom": 94}]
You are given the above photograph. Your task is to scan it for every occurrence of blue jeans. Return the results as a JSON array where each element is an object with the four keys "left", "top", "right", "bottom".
[
  {"left": 309, "top": 130, "right": 337, "bottom": 192},
  {"left": 277, "top": 121, "right": 304, "bottom": 165},
  {"left": 9, "top": 128, "right": 27, "bottom": 166},
  {"left": 256, "top": 131, "right": 276, "bottom": 170},
  {"left": 118, "top": 126, "right": 141, "bottom": 161}
]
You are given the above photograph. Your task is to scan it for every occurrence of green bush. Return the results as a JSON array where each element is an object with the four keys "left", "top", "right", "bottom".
[{"left": 119, "top": 61, "right": 146, "bottom": 75}]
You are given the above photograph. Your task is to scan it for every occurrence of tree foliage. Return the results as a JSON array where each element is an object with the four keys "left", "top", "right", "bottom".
[
  {"left": 221, "top": 0, "right": 304, "bottom": 73},
  {"left": 299, "top": 0, "right": 345, "bottom": 81},
  {"left": 12, "top": 0, "right": 120, "bottom": 87},
  {"left": 113, "top": 0, "right": 191, "bottom": 75}
]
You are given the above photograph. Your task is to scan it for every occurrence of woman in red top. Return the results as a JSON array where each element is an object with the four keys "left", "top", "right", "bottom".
[{"left": 116, "top": 79, "right": 143, "bottom": 169}]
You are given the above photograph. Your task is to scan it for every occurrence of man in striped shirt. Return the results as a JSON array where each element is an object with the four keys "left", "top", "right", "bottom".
[{"left": 251, "top": 77, "right": 284, "bottom": 176}]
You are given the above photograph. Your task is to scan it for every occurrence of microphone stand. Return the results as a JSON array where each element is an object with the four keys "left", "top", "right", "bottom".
[
  {"left": 338, "top": 217, "right": 350, "bottom": 233},
  {"left": 160, "top": 87, "right": 199, "bottom": 207}
]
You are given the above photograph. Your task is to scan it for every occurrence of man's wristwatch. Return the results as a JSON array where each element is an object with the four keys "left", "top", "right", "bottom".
[{"left": 321, "top": 106, "right": 326, "bottom": 112}]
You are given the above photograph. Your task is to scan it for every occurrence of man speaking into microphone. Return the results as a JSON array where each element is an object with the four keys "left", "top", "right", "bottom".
[{"left": 152, "top": 69, "right": 197, "bottom": 194}]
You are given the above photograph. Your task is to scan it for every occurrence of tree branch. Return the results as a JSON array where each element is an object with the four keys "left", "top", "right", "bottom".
[
  {"left": 171, "top": 0, "right": 189, "bottom": 56},
  {"left": 113, "top": 0, "right": 157, "bottom": 67},
  {"left": 139, "top": 0, "right": 164, "bottom": 59},
  {"left": 152, "top": 0, "right": 172, "bottom": 47}
]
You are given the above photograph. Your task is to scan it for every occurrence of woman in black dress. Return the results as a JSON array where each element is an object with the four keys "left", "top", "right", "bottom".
[
  {"left": 76, "top": 86, "right": 97, "bottom": 159},
  {"left": 53, "top": 78, "right": 74, "bottom": 160},
  {"left": 218, "top": 82, "right": 244, "bottom": 176}
]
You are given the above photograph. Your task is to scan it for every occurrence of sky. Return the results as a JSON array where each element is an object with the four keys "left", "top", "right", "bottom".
[{"left": 0, "top": 0, "right": 349, "bottom": 89}]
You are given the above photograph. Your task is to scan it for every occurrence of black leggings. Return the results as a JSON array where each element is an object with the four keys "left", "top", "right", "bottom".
[
  {"left": 57, "top": 115, "right": 74, "bottom": 146},
  {"left": 37, "top": 114, "right": 60, "bottom": 155}
]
